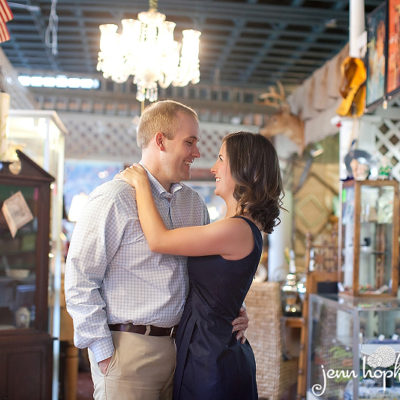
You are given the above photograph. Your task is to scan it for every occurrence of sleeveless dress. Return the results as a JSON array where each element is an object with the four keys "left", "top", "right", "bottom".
[{"left": 173, "top": 216, "right": 261, "bottom": 400}]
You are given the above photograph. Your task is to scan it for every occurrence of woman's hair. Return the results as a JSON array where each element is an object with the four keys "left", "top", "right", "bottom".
[
  {"left": 223, "top": 131, "right": 284, "bottom": 234},
  {"left": 137, "top": 100, "right": 198, "bottom": 148}
]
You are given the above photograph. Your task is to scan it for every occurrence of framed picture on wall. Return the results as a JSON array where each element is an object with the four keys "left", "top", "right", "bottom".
[
  {"left": 366, "top": 2, "right": 387, "bottom": 109},
  {"left": 387, "top": 0, "right": 400, "bottom": 97}
]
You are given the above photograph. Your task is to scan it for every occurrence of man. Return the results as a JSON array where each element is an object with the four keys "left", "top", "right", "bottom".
[{"left": 65, "top": 100, "right": 248, "bottom": 400}]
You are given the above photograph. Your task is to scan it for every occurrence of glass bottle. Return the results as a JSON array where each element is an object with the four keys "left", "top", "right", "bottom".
[{"left": 281, "top": 250, "right": 302, "bottom": 316}]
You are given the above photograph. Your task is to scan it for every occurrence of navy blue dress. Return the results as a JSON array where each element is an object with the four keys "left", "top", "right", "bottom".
[{"left": 173, "top": 216, "right": 261, "bottom": 400}]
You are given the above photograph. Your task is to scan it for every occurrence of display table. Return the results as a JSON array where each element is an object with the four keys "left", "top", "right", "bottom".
[{"left": 307, "top": 294, "right": 400, "bottom": 400}]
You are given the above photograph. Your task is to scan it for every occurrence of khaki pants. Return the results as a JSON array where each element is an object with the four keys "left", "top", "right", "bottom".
[{"left": 88, "top": 331, "right": 176, "bottom": 400}]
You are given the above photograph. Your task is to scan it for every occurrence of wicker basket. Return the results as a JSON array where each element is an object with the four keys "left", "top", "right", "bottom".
[{"left": 245, "top": 281, "right": 298, "bottom": 400}]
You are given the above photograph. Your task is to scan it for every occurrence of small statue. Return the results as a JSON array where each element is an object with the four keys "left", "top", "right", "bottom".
[
  {"left": 350, "top": 157, "right": 370, "bottom": 180},
  {"left": 344, "top": 140, "right": 371, "bottom": 180},
  {"left": 15, "top": 306, "right": 31, "bottom": 329},
  {"left": 378, "top": 156, "right": 392, "bottom": 180}
]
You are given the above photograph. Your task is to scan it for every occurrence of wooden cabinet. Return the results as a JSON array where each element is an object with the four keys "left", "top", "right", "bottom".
[
  {"left": 339, "top": 179, "right": 399, "bottom": 297},
  {"left": 0, "top": 151, "right": 54, "bottom": 400}
]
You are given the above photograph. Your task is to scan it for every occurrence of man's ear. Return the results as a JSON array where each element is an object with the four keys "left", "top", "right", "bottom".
[{"left": 155, "top": 132, "right": 166, "bottom": 151}]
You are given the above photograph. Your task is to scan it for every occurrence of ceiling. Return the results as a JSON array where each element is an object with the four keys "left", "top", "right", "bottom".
[{"left": 2, "top": 0, "right": 384, "bottom": 93}]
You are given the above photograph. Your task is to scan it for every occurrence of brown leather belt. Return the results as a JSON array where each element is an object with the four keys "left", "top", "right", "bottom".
[{"left": 109, "top": 323, "right": 178, "bottom": 337}]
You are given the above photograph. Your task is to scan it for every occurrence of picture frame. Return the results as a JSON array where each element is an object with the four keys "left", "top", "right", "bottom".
[
  {"left": 366, "top": 2, "right": 387, "bottom": 110},
  {"left": 387, "top": 0, "right": 400, "bottom": 97},
  {"left": 1, "top": 191, "right": 34, "bottom": 238}
]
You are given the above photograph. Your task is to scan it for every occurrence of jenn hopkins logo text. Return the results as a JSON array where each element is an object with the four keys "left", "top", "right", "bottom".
[{"left": 312, "top": 345, "right": 400, "bottom": 397}]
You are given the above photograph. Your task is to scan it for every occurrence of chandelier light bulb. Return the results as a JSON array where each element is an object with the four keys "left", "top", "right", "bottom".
[{"left": 97, "top": 2, "right": 201, "bottom": 102}]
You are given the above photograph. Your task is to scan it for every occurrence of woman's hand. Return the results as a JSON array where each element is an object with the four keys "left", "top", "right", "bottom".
[{"left": 119, "top": 164, "right": 149, "bottom": 189}]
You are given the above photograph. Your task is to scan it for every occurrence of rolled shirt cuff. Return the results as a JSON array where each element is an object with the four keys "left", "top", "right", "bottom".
[{"left": 89, "top": 336, "right": 115, "bottom": 363}]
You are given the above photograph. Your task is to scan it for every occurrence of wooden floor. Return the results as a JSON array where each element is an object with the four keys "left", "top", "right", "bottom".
[{"left": 76, "top": 372, "right": 298, "bottom": 400}]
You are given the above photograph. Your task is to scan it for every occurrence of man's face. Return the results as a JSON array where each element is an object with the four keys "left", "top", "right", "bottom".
[{"left": 162, "top": 112, "right": 200, "bottom": 183}]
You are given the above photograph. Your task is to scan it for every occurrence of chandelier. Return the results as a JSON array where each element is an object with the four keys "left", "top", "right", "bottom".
[{"left": 97, "top": 0, "right": 201, "bottom": 102}]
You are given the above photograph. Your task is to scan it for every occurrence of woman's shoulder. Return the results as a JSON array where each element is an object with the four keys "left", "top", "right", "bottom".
[
  {"left": 233, "top": 215, "right": 260, "bottom": 231},
  {"left": 213, "top": 216, "right": 254, "bottom": 236},
  {"left": 231, "top": 216, "right": 263, "bottom": 244}
]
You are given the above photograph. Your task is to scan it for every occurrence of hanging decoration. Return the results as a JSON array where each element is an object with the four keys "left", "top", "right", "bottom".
[
  {"left": 97, "top": 0, "right": 201, "bottom": 102},
  {"left": 0, "top": 0, "right": 13, "bottom": 43}
]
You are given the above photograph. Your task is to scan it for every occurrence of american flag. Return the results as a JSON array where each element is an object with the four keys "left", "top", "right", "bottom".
[{"left": 0, "top": 0, "right": 13, "bottom": 43}]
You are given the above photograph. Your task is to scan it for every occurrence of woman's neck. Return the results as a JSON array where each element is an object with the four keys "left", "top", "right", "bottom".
[{"left": 225, "top": 197, "right": 238, "bottom": 218}]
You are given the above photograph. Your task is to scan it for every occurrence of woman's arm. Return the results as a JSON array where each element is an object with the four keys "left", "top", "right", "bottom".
[{"left": 120, "top": 165, "right": 253, "bottom": 259}]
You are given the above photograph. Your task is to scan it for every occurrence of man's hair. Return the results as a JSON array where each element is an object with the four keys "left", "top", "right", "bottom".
[{"left": 137, "top": 100, "right": 198, "bottom": 149}]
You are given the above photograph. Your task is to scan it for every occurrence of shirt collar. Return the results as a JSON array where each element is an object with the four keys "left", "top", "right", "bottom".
[{"left": 139, "top": 162, "right": 183, "bottom": 199}]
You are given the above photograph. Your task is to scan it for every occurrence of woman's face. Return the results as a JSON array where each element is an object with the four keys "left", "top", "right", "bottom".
[{"left": 210, "top": 142, "right": 236, "bottom": 199}]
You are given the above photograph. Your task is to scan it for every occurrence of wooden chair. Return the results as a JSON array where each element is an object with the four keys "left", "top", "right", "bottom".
[
  {"left": 245, "top": 281, "right": 298, "bottom": 400},
  {"left": 296, "top": 232, "right": 339, "bottom": 399}
]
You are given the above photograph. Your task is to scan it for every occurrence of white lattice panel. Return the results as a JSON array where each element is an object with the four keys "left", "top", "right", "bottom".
[
  {"left": 60, "top": 112, "right": 141, "bottom": 163},
  {"left": 198, "top": 123, "right": 259, "bottom": 168},
  {"left": 59, "top": 111, "right": 258, "bottom": 167}
]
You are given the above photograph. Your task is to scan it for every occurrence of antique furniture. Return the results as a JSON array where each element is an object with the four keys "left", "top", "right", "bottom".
[
  {"left": 245, "top": 281, "right": 298, "bottom": 400},
  {"left": 339, "top": 180, "right": 399, "bottom": 297},
  {"left": 307, "top": 293, "right": 400, "bottom": 400},
  {"left": 0, "top": 151, "right": 54, "bottom": 399},
  {"left": 297, "top": 232, "right": 339, "bottom": 399},
  {"left": 7, "top": 110, "right": 69, "bottom": 398}
]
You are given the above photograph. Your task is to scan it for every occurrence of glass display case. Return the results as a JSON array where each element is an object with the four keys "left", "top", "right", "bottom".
[
  {"left": 0, "top": 151, "right": 54, "bottom": 399},
  {"left": 339, "top": 180, "right": 399, "bottom": 297},
  {"left": 307, "top": 294, "right": 400, "bottom": 400},
  {"left": 6, "top": 110, "right": 66, "bottom": 398}
]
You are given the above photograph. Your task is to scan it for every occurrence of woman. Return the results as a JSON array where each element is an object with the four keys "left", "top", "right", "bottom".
[{"left": 120, "top": 131, "right": 284, "bottom": 400}]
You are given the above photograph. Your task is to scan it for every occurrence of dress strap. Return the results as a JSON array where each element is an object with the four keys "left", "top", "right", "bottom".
[
  {"left": 233, "top": 215, "right": 258, "bottom": 231},
  {"left": 233, "top": 216, "right": 262, "bottom": 237},
  {"left": 233, "top": 215, "right": 263, "bottom": 254}
]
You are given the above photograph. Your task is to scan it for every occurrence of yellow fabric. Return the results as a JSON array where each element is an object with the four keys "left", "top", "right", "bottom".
[{"left": 336, "top": 57, "right": 367, "bottom": 117}]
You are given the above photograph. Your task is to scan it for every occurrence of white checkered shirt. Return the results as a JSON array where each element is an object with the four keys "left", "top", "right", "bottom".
[{"left": 65, "top": 171, "right": 209, "bottom": 362}]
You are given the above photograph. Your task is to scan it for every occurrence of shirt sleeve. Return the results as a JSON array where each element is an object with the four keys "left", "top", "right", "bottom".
[
  {"left": 64, "top": 189, "right": 129, "bottom": 363},
  {"left": 203, "top": 201, "right": 210, "bottom": 225},
  {"left": 194, "top": 191, "right": 210, "bottom": 225}
]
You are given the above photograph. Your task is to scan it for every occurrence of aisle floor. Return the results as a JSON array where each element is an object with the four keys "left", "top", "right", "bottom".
[{"left": 76, "top": 371, "right": 297, "bottom": 400}]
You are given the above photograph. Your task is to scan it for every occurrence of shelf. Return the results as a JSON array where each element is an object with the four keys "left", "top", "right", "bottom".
[
  {"left": 360, "top": 221, "right": 392, "bottom": 225},
  {"left": 0, "top": 275, "right": 35, "bottom": 283},
  {"left": 0, "top": 250, "right": 35, "bottom": 257},
  {"left": 281, "top": 316, "right": 304, "bottom": 328},
  {"left": 359, "top": 250, "right": 386, "bottom": 255},
  {"left": 360, "top": 343, "right": 400, "bottom": 357}
]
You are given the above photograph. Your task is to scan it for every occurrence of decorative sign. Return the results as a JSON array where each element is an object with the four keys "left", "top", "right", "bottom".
[
  {"left": 387, "top": 0, "right": 400, "bottom": 97},
  {"left": 1, "top": 191, "right": 34, "bottom": 238},
  {"left": 366, "top": 2, "right": 387, "bottom": 108}
]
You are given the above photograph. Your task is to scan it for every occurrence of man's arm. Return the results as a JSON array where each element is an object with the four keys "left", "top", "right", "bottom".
[{"left": 65, "top": 189, "right": 128, "bottom": 363}]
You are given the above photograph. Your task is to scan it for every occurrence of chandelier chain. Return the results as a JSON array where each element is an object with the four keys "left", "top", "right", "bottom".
[{"left": 149, "top": 0, "right": 158, "bottom": 11}]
